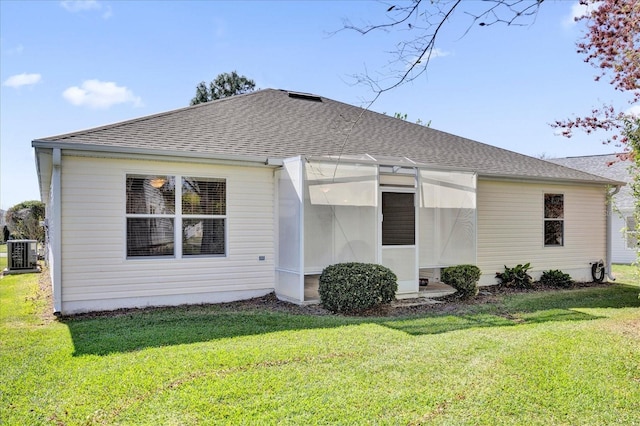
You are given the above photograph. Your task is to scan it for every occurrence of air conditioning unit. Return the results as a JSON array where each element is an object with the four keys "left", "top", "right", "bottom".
[{"left": 7, "top": 240, "right": 38, "bottom": 271}]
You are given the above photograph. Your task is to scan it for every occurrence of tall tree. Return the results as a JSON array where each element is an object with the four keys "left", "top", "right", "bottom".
[
  {"left": 190, "top": 71, "right": 256, "bottom": 105},
  {"left": 5, "top": 200, "right": 45, "bottom": 242},
  {"left": 553, "top": 0, "right": 639, "bottom": 154}
]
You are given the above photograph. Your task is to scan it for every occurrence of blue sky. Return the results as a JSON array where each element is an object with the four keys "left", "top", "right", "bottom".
[{"left": 0, "top": 0, "right": 633, "bottom": 210}]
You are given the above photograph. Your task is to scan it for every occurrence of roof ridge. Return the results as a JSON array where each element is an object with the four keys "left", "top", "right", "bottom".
[{"left": 31, "top": 88, "right": 622, "bottom": 186}]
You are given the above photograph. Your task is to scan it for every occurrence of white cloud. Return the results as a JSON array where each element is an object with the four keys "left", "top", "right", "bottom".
[
  {"left": 60, "top": 0, "right": 101, "bottom": 12},
  {"left": 429, "top": 48, "right": 450, "bottom": 59},
  {"left": 563, "top": 1, "right": 602, "bottom": 27},
  {"left": 62, "top": 80, "right": 142, "bottom": 109},
  {"left": 60, "top": 0, "right": 112, "bottom": 18},
  {"left": 406, "top": 48, "right": 451, "bottom": 70},
  {"left": 626, "top": 105, "right": 640, "bottom": 117},
  {"left": 3, "top": 73, "right": 42, "bottom": 88}
]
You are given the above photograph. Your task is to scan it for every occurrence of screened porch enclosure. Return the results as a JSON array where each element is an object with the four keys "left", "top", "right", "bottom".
[{"left": 275, "top": 156, "right": 477, "bottom": 303}]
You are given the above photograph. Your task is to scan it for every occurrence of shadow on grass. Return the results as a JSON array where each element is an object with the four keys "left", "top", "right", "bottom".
[
  {"left": 382, "top": 309, "right": 600, "bottom": 336},
  {"left": 62, "top": 308, "right": 361, "bottom": 356},
  {"left": 384, "top": 284, "right": 640, "bottom": 336},
  {"left": 62, "top": 284, "right": 639, "bottom": 356}
]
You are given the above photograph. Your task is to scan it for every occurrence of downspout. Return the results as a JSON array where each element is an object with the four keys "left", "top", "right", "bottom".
[
  {"left": 606, "top": 185, "right": 622, "bottom": 282},
  {"left": 51, "top": 149, "right": 62, "bottom": 315}
]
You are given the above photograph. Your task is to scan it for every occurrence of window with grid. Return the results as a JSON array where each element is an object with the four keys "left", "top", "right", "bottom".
[
  {"left": 125, "top": 175, "right": 226, "bottom": 258},
  {"left": 181, "top": 177, "right": 226, "bottom": 256},
  {"left": 544, "top": 193, "right": 564, "bottom": 247}
]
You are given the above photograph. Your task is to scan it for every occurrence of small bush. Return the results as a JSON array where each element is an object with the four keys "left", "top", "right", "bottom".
[
  {"left": 496, "top": 263, "right": 534, "bottom": 288},
  {"left": 441, "top": 265, "right": 481, "bottom": 300},
  {"left": 319, "top": 263, "right": 397, "bottom": 314},
  {"left": 540, "top": 269, "right": 574, "bottom": 288}
]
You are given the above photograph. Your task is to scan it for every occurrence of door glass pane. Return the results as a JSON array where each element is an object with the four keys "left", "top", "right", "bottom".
[{"left": 382, "top": 192, "right": 415, "bottom": 245}]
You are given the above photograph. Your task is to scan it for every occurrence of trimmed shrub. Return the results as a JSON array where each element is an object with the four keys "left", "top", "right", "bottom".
[
  {"left": 540, "top": 269, "right": 574, "bottom": 288},
  {"left": 441, "top": 264, "right": 481, "bottom": 300},
  {"left": 495, "top": 263, "right": 534, "bottom": 288},
  {"left": 319, "top": 263, "right": 397, "bottom": 314}
]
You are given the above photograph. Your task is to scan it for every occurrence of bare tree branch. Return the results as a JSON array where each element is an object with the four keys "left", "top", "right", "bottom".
[{"left": 340, "top": 0, "right": 544, "bottom": 95}]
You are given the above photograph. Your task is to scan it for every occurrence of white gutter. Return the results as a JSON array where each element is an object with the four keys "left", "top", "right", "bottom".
[
  {"left": 51, "top": 148, "right": 62, "bottom": 314},
  {"left": 31, "top": 141, "right": 278, "bottom": 167},
  {"left": 606, "top": 185, "right": 622, "bottom": 281}
]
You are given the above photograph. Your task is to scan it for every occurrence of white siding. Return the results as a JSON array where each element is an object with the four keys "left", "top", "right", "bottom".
[
  {"left": 59, "top": 155, "right": 275, "bottom": 314},
  {"left": 611, "top": 210, "right": 637, "bottom": 264},
  {"left": 477, "top": 179, "right": 607, "bottom": 285}
]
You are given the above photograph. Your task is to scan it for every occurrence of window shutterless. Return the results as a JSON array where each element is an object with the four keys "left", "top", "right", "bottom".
[
  {"left": 125, "top": 175, "right": 226, "bottom": 258},
  {"left": 544, "top": 193, "right": 564, "bottom": 247}
]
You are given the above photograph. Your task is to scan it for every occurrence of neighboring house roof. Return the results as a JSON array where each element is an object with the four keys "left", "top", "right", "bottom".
[
  {"left": 549, "top": 154, "right": 635, "bottom": 210},
  {"left": 33, "top": 88, "right": 619, "bottom": 185}
]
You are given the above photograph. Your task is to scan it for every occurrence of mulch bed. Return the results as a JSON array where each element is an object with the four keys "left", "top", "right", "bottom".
[
  {"left": 46, "top": 273, "right": 614, "bottom": 320},
  {"left": 214, "top": 281, "right": 614, "bottom": 318}
]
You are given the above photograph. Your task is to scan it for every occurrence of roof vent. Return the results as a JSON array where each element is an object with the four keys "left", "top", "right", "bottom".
[{"left": 288, "top": 91, "right": 322, "bottom": 102}]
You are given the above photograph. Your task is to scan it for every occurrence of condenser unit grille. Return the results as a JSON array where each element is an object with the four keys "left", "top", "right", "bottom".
[{"left": 7, "top": 240, "right": 38, "bottom": 270}]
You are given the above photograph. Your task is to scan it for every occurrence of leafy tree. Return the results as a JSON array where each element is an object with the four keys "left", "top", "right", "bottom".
[
  {"left": 5, "top": 200, "right": 45, "bottom": 242},
  {"left": 191, "top": 81, "right": 209, "bottom": 105},
  {"left": 190, "top": 71, "right": 256, "bottom": 105},
  {"left": 392, "top": 112, "right": 431, "bottom": 127},
  {"left": 553, "top": 1, "right": 639, "bottom": 150},
  {"left": 552, "top": 0, "right": 639, "bottom": 263}
]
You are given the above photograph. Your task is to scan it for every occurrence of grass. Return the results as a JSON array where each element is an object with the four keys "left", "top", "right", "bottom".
[
  {"left": 613, "top": 263, "right": 639, "bottom": 284},
  {"left": 0, "top": 243, "right": 6, "bottom": 271},
  {"left": 1, "top": 266, "right": 639, "bottom": 425}
]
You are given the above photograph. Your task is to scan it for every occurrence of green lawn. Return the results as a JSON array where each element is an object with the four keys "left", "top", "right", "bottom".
[
  {"left": 0, "top": 244, "right": 7, "bottom": 271},
  {"left": 1, "top": 267, "right": 639, "bottom": 425}
]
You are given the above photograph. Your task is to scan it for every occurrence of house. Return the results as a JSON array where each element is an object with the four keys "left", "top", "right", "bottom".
[
  {"left": 549, "top": 154, "right": 637, "bottom": 264},
  {"left": 32, "top": 89, "right": 623, "bottom": 314}
]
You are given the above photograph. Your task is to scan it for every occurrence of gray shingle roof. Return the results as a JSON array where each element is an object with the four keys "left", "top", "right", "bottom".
[
  {"left": 34, "top": 88, "right": 619, "bottom": 185},
  {"left": 549, "top": 154, "right": 635, "bottom": 209}
]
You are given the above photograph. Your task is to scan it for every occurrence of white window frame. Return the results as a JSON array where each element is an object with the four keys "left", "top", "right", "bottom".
[
  {"left": 544, "top": 193, "right": 564, "bottom": 247},
  {"left": 181, "top": 176, "right": 227, "bottom": 258},
  {"left": 125, "top": 174, "right": 227, "bottom": 259}
]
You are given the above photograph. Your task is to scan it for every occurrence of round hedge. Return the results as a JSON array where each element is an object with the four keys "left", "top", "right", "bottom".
[
  {"left": 318, "top": 263, "right": 398, "bottom": 314},
  {"left": 441, "top": 264, "right": 481, "bottom": 300}
]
